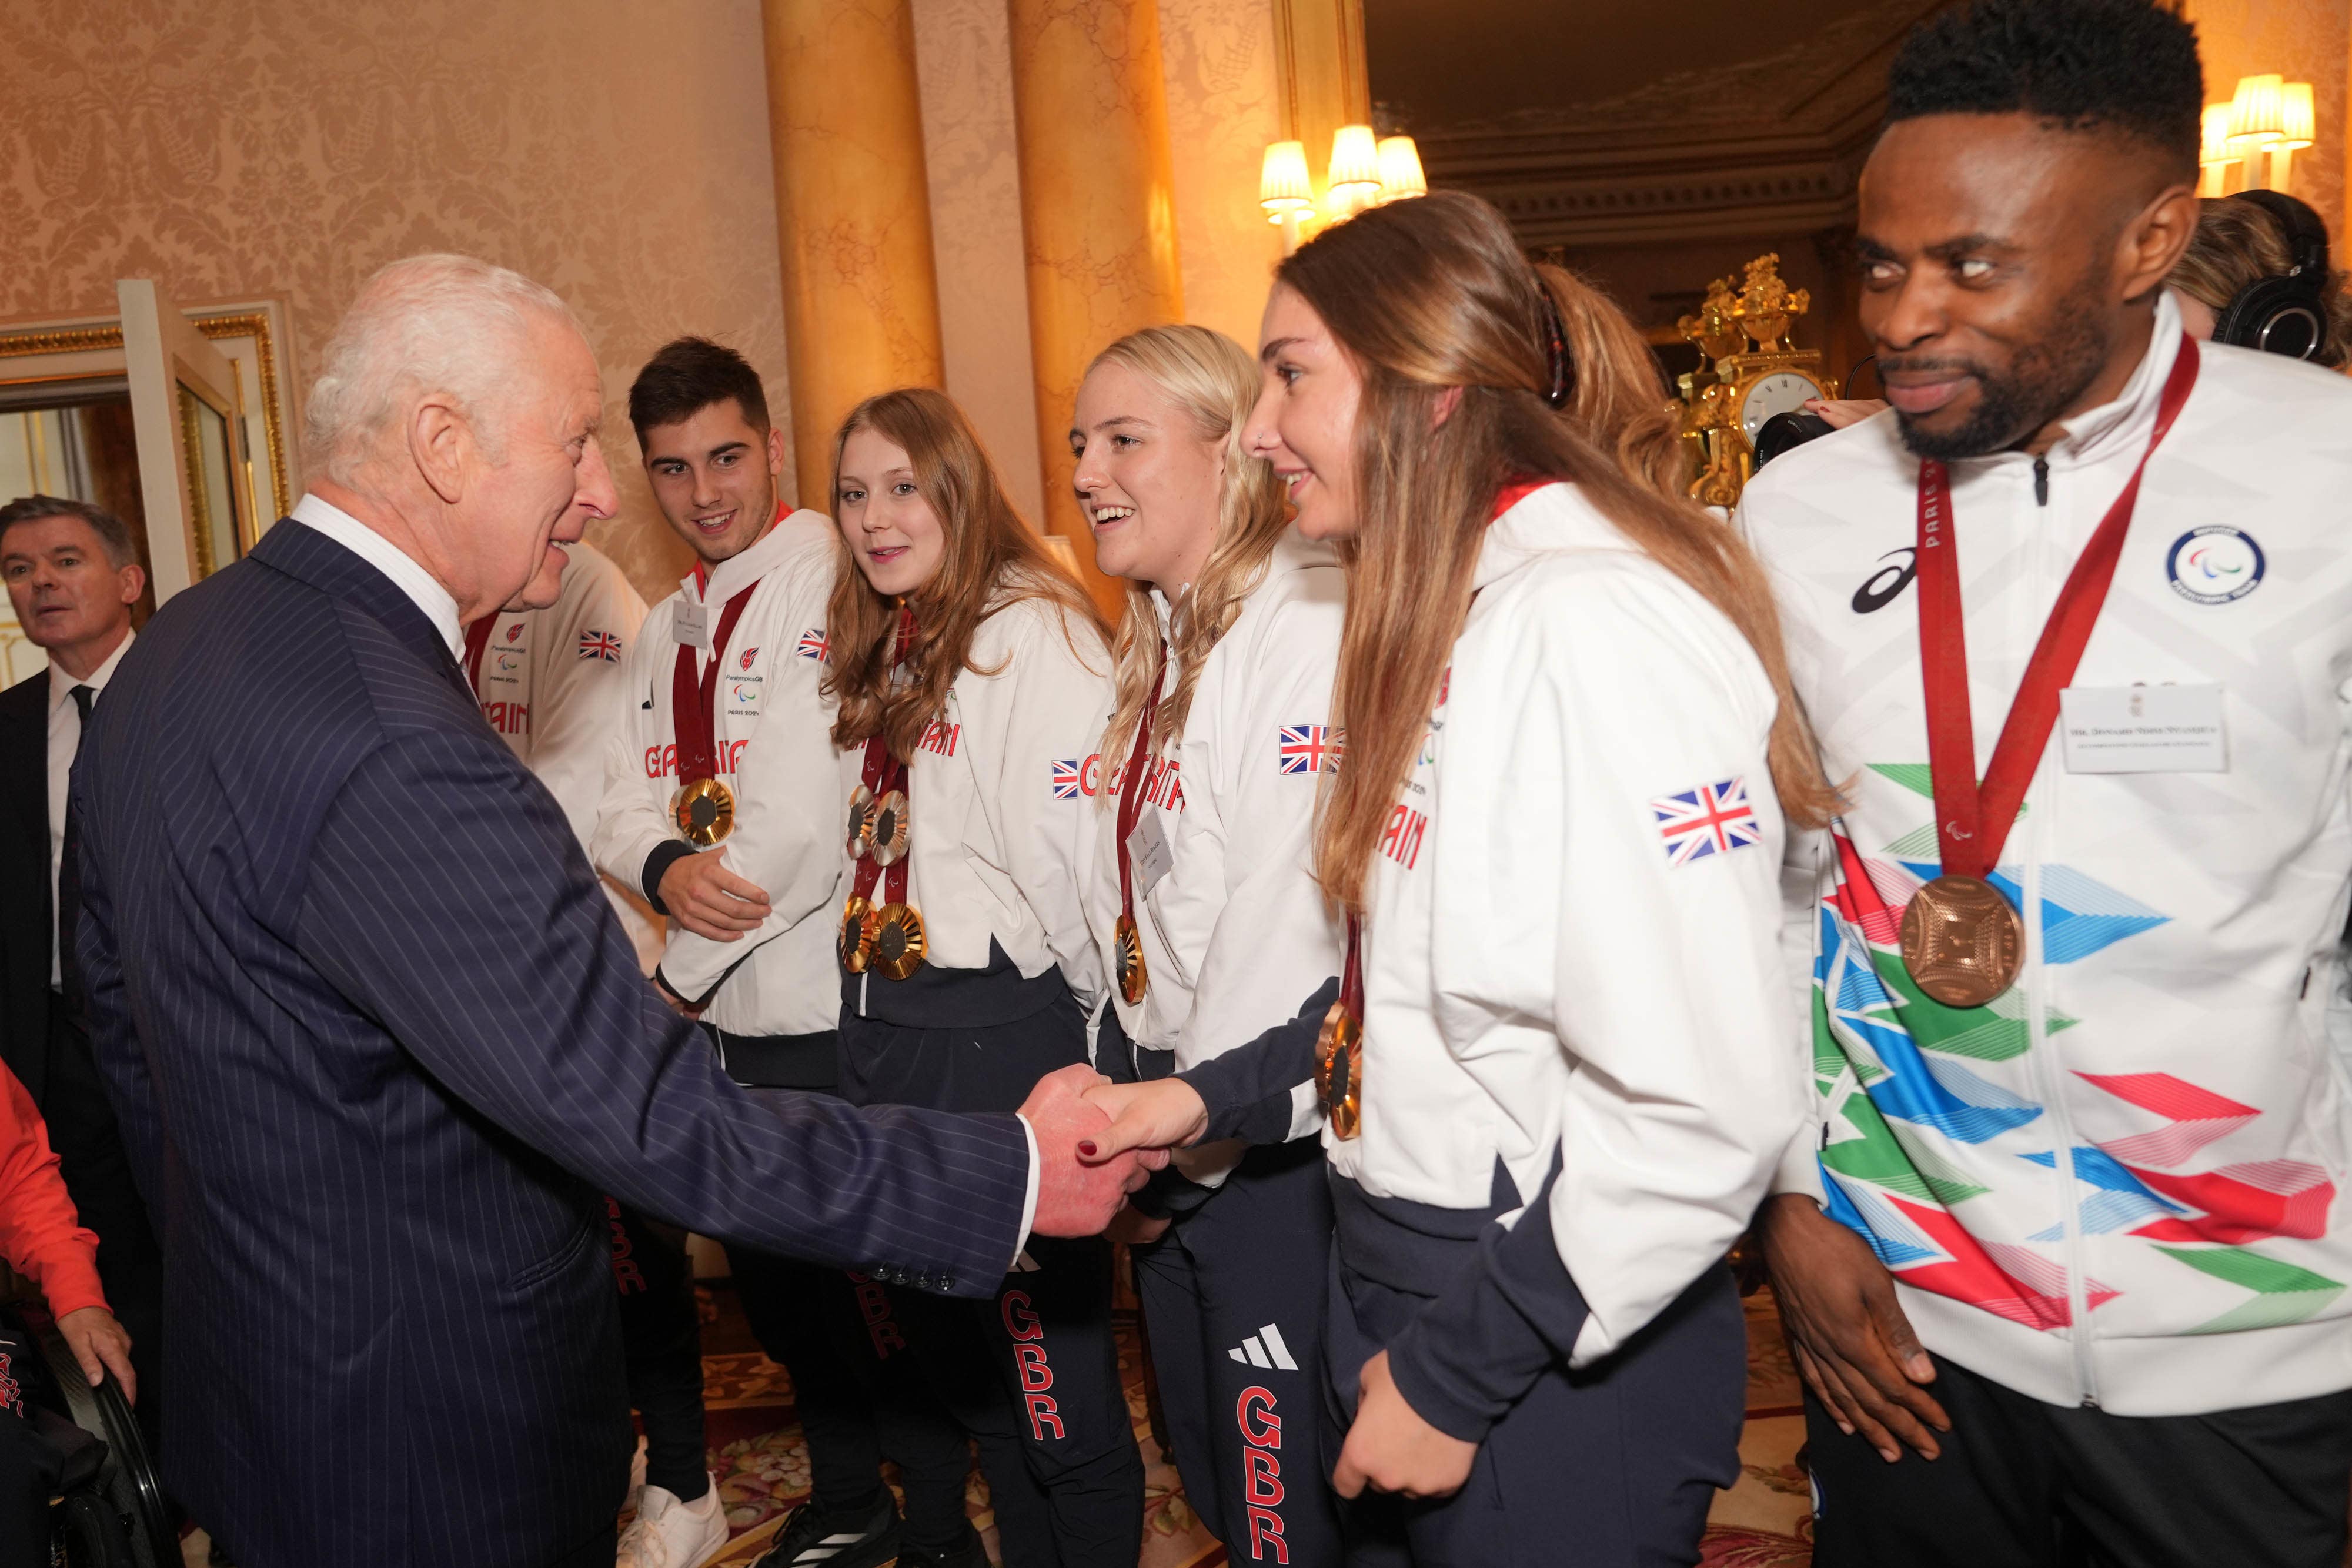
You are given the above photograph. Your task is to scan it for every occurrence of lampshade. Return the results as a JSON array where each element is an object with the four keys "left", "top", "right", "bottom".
[
  {"left": 1259, "top": 141, "right": 1312, "bottom": 217},
  {"left": 1327, "top": 124, "right": 1382, "bottom": 196},
  {"left": 2229, "top": 73, "right": 2286, "bottom": 148},
  {"left": 1377, "top": 135, "right": 1426, "bottom": 201},
  {"left": 2279, "top": 82, "right": 2316, "bottom": 151},
  {"left": 2200, "top": 102, "right": 2234, "bottom": 166}
]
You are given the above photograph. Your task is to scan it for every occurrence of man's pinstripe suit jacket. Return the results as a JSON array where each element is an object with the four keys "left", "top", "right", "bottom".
[{"left": 70, "top": 519, "right": 1032, "bottom": 1567}]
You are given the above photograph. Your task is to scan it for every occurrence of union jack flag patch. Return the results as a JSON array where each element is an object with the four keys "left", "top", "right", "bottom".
[
  {"left": 797, "top": 628, "right": 829, "bottom": 661},
  {"left": 1278, "top": 724, "right": 1339, "bottom": 775},
  {"left": 577, "top": 630, "right": 622, "bottom": 662},
  {"left": 1652, "top": 777, "right": 1760, "bottom": 866},
  {"left": 1050, "top": 759, "right": 1085, "bottom": 800}
]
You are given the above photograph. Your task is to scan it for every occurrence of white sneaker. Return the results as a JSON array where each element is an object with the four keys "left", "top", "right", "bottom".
[
  {"left": 624, "top": 1434, "right": 649, "bottom": 1516},
  {"left": 617, "top": 1473, "right": 729, "bottom": 1568}
]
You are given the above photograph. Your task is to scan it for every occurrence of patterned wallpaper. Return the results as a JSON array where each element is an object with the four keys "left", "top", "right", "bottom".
[
  {"left": 2180, "top": 0, "right": 2347, "bottom": 242},
  {"left": 0, "top": 0, "right": 1285, "bottom": 600},
  {"left": 0, "top": 0, "right": 791, "bottom": 603}
]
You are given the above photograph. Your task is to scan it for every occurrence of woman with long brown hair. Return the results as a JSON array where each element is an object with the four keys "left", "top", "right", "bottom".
[
  {"left": 1068, "top": 323, "right": 1347, "bottom": 1563},
  {"left": 1083, "top": 190, "right": 1831, "bottom": 1562},
  {"left": 821, "top": 387, "right": 1139, "bottom": 1568}
]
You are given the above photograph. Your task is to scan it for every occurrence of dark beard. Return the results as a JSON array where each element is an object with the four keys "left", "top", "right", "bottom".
[{"left": 1895, "top": 285, "right": 2114, "bottom": 461}]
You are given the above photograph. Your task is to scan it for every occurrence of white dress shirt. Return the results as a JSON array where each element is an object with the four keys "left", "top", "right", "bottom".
[
  {"left": 48, "top": 630, "right": 134, "bottom": 985},
  {"left": 292, "top": 492, "right": 463, "bottom": 658}
]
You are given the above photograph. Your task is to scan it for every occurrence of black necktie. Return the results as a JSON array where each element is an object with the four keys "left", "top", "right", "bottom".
[{"left": 56, "top": 683, "right": 95, "bottom": 1022}]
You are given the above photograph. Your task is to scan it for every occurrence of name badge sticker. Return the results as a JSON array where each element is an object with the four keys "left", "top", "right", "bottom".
[
  {"left": 673, "top": 600, "right": 711, "bottom": 650},
  {"left": 2059, "top": 684, "right": 2226, "bottom": 774},
  {"left": 1128, "top": 810, "right": 1175, "bottom": 899}
]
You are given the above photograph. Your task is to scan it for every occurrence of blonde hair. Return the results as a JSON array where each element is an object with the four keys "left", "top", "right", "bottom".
[
  {"left": 1282, "top": 191, "right": 1836, "bottom": 915},
  {"left": 825, "top": 388, "right": 1108, "bottom": 758},
  {"left": 2170, "top": 196, "right": 2351, "bottom": 370},
  {"left": 1088, "top": 325, "right": 1292, "bottom": 777}
]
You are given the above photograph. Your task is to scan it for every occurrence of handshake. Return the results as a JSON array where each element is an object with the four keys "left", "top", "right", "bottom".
[{"left": 1013, "top": 1064, "right": 1213, "bottom": 1238}]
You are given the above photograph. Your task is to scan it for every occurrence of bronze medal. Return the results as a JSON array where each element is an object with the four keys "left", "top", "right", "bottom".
[
  {"left": 1114, "top": 914, "right": 1147, "bottom": 1007},
  {"left": 869, "top": 790, "right": 911, "bottom": 868},
  {"left": 1315, "top": 1001, "right": 1362, "bottom": 1140},
  {"left": 846, "top": 785, "right": 876, "bottom": 860},
  {"left": 673, "top": 777, "right": 736, "bottom": 847},
  {"left": 1900, "top": 874, "right": 2024, "bottom": 1008},
  {"left": 839, "top": 894, "right": 874, "bottom": 972},
  {"left": 868, "top": 902, "right": 927, "bottom": 981}
]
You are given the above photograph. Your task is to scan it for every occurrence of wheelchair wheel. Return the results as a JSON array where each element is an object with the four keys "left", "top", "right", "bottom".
[
  {"left": 37, "top": 1332, "right": 172, "bottom": 1568},
  {"left": 55, "top": 1490, "right": 138, "bottom": 1568}
]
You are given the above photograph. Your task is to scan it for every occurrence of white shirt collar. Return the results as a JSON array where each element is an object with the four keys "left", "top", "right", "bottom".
[
  {"left": 47, "top": 627, "right": 135, "bottom": 716},
  {"left": 292, "top": 492, "right": 464, "bottom": 658}
]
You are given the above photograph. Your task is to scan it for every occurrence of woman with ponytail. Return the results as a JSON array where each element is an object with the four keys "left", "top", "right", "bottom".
[
  {"left": 1083, "top": 190, "right": 1833, "bottom": 1562},
  {"left": 1068, "top": 324, "right": 1347, "bottom": 1563},
  {"left": 821, "top": 387, "right": 1140, "bottom": 1568}
]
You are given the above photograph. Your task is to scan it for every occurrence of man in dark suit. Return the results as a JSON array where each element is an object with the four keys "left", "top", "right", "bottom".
[
  {"left": 68, "top": 254, "right": 1149, "bottom": 1568},
  {"left": 0, "top": 495, "right": 164, "bottom": 1455}
]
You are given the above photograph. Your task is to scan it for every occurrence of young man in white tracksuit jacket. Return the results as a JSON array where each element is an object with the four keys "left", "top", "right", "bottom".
[
  {"left": 590, "top": 339, "right": 902, "bottom": 1568},
  {"left": 1741, "top": 6, "right": 2352, "bottom": 1564}
]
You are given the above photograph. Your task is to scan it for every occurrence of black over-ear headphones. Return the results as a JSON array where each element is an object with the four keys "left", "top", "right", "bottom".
[{"left": 2211, "top": 190, "right": 2332, "bottom": 362}]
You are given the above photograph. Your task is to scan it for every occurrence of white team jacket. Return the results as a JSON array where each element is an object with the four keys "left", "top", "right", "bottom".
[
  {"left": 466, "top": 541, "right": 659, "bottom": 966},
  {"left": 1739, "top": 293, "right": 2352, "bottom": 1416},
  {"left": 1347, "top": 482, "right": 1803, "bottom": 1366},
  {"left": 592, "top": 511, "right": 843, "bottom": 1038},
  {"left": 838, "top": 591, "right": 1114, "bottom": 1016},
  {"left": 1081, "top": 531, "right": 1344, "bottom": 1177}
]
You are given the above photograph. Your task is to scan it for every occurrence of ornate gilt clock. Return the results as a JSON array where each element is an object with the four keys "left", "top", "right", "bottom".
[{"left": 1674, "top": 253, "right": 1840, "bottom": 508}]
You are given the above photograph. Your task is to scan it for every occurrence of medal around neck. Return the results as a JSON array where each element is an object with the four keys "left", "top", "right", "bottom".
[
  {"left": 866, "top": 902, "right": 927, "bottom": 981},
  {"left": 1316, "top": 1003, "right": 1361, "bottom": 1140},
  {"left": 1899, "top": 874, "right": 2023, "bottom": 1008},
  {"left": 1114, "top": 914, "right": 1147, "bottom": 1007},
  {"left": 673, "top": 777, "right": 736, "bottom": 847}
]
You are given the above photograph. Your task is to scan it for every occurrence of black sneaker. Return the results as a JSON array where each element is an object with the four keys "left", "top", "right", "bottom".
[
  {"left": 753, "top": 1495, "right": 903, "bottom": 1568},
  {"left": 895, "top": 1524, "right": 987, "bottom": 1568}
]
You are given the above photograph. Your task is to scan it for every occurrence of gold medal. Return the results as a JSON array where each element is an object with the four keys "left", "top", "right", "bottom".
[
  {"left": 868, "top": 790, "right": 910, "bottom": 868},
  {"left": 1900, "top": 874, "right": 2024, "bottom": 1008},
  {"left": 867, "top": 902, "right": 927, "bottom": 981},
  {"left": 839, "top": 894, "right": 874, "bottom": 972},
  {"left": 673, "top": 777, "right": 736, "bottom": 847},
  {"left": 1114, "top": 914, "right": 1147, "bottom": 1006},
  {"left": 846, "top": 785, "right": 876, "bottom": 860},
  {"left": 1315, "top": 1001, "right": 1362, "bottom": 1140}
]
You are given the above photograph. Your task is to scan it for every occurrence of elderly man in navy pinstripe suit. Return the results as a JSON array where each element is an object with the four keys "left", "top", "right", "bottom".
[{"left": 65, "top": 255, "right": 1151, "bottom": 1568}]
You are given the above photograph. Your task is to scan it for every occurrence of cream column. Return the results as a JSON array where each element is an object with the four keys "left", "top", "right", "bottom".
[
  {"left": 762, "top": 0, "right": 946, "bottom": 506},
  {"left": 1007, "top": 0, "right": 1185, "bottom": 616}
]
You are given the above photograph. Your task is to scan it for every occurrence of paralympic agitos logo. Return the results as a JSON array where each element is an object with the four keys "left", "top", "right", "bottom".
[{"left": 1852, "top": 547, "right": 1917, "bottom": 613}]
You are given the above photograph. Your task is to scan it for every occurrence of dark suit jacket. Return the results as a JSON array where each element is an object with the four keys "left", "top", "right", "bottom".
[
  {"left": 71, "top": 520, "right": 1032, "bottom": 1568},
  {"left": 0, "top": 671, "right": 53, "bottom": 1102}
]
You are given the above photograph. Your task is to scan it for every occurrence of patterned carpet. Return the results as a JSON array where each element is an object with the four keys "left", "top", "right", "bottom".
[{"left": 670, "top": 1277, "right": 1816, "bottom": 1567}]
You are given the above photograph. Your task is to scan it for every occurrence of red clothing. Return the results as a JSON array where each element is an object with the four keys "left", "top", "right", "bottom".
[{"left": 0, "top": 1061, "right": 105, "bottom": 1318}]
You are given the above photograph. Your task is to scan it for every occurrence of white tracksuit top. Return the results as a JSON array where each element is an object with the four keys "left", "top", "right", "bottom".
[
  {"left": 1345, "top": 482, "right": 1803, "bottom": 1366},
  {"left": 1737, "top": 290, "right": 2352, "bottom": 1416},
  {"left": 838, "top": 590, "right": 1114, "bottom": 1015},
  {"left": 1081, "top": 531, "right": 1345, "bottom": 1178},
  {"left": 592, "top": 511, "right": 843, "bottom": 1038},
  {"left": 466, "top": 541, "right": 659, "bottom": 967}
]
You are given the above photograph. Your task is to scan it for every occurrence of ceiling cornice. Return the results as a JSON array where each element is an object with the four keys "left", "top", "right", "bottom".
[{"left": 1409, "top": 0, "right": 1947, "bottom": 248}]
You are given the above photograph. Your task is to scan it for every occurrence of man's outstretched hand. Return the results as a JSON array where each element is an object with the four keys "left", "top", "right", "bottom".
[{"left": 1020, "top": 1064, "right": 1167, "bottom": 1237}]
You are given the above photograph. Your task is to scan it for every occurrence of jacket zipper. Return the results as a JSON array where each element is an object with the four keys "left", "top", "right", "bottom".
[{"left": 2022, "top": 456, "right": 2100, "bottom": 1407}]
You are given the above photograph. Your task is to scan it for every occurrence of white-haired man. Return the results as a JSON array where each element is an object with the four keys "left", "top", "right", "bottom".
[{"left": 65, "top": 253, "right": 1151, "bottom": 1568}]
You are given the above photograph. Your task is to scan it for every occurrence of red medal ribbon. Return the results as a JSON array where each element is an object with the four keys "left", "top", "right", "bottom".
[
  {"left": 848, "top": 607, "right": 918, "bottom": 911},
  {"left": 1337, "top": 913, "right": 1363, "bottom": 1026},
  {"left": 1115, "top": 639, "right": 1171, "bottom": 928},
  {"left": 670, "top": 582, "right": 760, "bottom": 787},
  {"left": 461, "top": 616, "right": 496, "bottom": 693},
  {"left": 1916, "top": 335, "right": 2199, "bottom": 879}
]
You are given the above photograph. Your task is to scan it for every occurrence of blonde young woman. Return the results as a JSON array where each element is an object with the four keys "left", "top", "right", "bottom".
[
  {"left": 1084, "top": 190, "right": 1834, "bottom": 1562},
  {"left": 821, "top": 387, "right": 1138, "bottom": 1568},
  {"left": 1068, "top": 324, "right": 1346, "bottom": 1564}
]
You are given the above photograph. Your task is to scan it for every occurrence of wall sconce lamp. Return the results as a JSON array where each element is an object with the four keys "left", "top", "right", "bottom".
[
  {"left": 2207, "top": 74, "right": 2316, "bottom": 195},
  {"left": 1258, "top": 126, "right": 1428, "bottom": 253}
]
